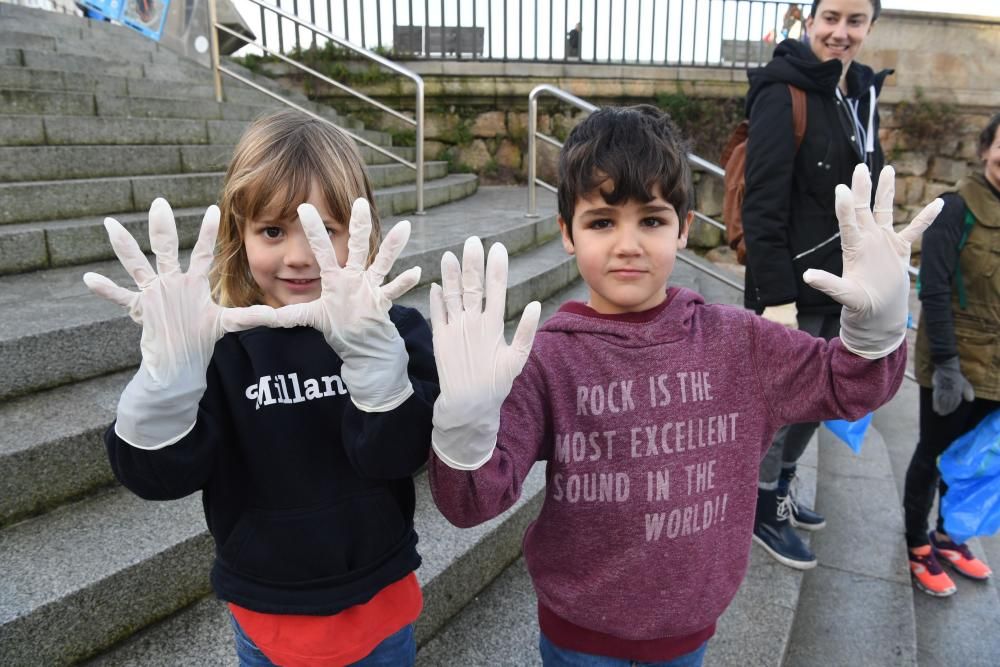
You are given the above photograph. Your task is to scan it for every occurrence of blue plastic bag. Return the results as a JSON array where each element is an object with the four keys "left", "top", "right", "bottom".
[
  {"left": 823, "top": 413, "right": 873, "bottom": 454},
  {"left": 939, "top": 409, "right": 1000, "bottom": 544}
]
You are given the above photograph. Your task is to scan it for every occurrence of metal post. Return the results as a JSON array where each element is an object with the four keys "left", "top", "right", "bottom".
[
  {"left": 526, "top": 92, "right": 538, "bottom": 217},
  {"left": 415, "top": 79, "right": 425, "bottom": 214},
  {"left": 208, "top": 0, "right": 223, "bottom": 102}
]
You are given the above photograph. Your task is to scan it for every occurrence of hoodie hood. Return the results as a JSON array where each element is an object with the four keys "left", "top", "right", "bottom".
[
  {"left": 746, "top": 38, "right": 891, "bottom": 115},
  {"left": 538, "top": 287, "right": 704, "bottom": 348}
]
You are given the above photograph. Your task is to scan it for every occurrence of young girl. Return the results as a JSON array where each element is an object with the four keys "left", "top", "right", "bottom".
[{"left": 85, "top": 109, "right": 439, "bottom": 666}]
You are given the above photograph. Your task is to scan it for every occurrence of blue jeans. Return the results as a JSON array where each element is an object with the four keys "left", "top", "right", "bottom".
[
  {"left": 230, "top": 614, "right": 415, "bottom": 667},
  {"left": 539, "top": 633, "right": 707, "bottom": 667}
]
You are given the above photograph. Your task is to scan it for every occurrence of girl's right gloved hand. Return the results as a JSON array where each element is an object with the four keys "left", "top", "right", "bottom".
[
  {"left": 84, "top": 198, "right": 278, "bottom": 449},
  {"left": 429, "top": 237, "right": 541, "bottom": 470},
  {"left": 275, "top": 198, "right": 423, "bottom": 413}
]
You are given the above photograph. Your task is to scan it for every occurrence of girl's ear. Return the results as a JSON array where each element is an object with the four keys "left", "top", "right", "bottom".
[{"left": 558, "top": 217, "right": 575, "bottom": 255}]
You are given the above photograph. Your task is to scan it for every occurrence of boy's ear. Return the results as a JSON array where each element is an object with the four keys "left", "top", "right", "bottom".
[
  {"left": 678, "top": 211, "right": 693, "bottom": 250},
  {"left": 558, "top": 217, "right": 575, "bottom": 255}
]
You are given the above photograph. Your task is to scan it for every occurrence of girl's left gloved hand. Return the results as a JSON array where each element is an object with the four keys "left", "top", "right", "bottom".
[
  {"left": 803, "top": 164, "right": 942, "bottom": 359},
  {"left": 278, "top": 198, "right": 421, "bottom": 412}
]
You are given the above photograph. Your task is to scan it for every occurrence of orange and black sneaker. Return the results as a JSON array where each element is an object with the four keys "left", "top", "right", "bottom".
[
  {"left": 909, "top": 545, "right": 957, "bottom": 597},
  {"left": 930, "top": 531, "right": 993, "bottom": 581}
]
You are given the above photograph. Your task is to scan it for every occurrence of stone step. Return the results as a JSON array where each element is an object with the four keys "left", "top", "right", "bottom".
[
  {"left": 874, "top": 380, "right": 1000, "bottom": 665},
  {"left": 0, "top": 4, "right": 168, "bottom": 50},
  {"left": 0, "top": 28, "right": 182, "bottom": 62},
  {"left": 0, "top": 66, "right": 284, "bottom": 105},
  {"left": 0, "top": 66, "right": 365, "bottom": 129},
  {"left": 0, "top": 149, "right": 420, "bottom": 225},
  {"left": 0, "top": 168, "right": 468, "bottom": 274},
  {"left": 784, "top": 423, "right": 918, "bottom": 666},
  {"left": 0, "top": 142, "right": 443, "bottom": 184},
  {"left": 0, "top": 188, "right": 554, "bottom": 525},
  {"left": 0, "top": 461, "right": 547, "bottom": 667},
  {"left": 0, "top": 113, "right": 390, "bottom": 151},
  {"left": 0, "top": 88, "right": 390, "bottom": 145},
  {"left": 0, "top": 173, "right": 479, "bottom": 400},
  {"left": 69, "top": 464, "right": 545, "bottom": 667},
  {"left": 0, "top": 486, "right": 214, "bottom": 667}
]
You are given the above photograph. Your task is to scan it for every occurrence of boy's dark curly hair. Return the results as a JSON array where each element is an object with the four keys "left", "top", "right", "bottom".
[{"left": 557, "top": 104, "right": 692, "bottom": 240}]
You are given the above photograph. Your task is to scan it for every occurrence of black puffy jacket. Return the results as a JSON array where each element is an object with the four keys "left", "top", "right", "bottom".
[{"left": 742, "top": 38, "right": 891, "bottom": 315}]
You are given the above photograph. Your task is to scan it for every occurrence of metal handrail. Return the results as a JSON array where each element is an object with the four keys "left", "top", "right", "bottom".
[
  {"left": 526, "top": 83, "right": 920, "bottom": 383},
  {"left": 207, "top": 0, "right": 426, "bottom": 213}
]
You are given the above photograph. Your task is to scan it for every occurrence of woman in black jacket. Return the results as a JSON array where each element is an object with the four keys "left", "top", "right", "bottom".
[{"left": 742, "top": 0, "right": 891, "bottom": 570}]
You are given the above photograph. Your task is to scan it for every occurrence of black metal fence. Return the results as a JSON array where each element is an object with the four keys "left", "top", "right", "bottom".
[{"left": 237, "top": 0, "right": 808, "bottom": 67}]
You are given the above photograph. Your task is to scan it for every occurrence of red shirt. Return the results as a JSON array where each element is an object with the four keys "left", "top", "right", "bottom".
[{"left": 229, "top": 573, "right": 422, "bottom": 666}]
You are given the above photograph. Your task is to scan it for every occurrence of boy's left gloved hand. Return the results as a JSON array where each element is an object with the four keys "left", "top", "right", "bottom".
[
  {"left": 803, "top": 164, "right": 942, "bottom": 359},
  {"left": 278, "top": 198, "right": 421, "bottom": 412}
]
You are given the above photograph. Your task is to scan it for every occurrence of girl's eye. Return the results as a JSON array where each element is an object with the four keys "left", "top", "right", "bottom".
[
  {"left": 325, "top": 226, "right": 336, "bottom": 236},
  {"left": 263, "top": 226, "right": 282, "bottom": 239}
]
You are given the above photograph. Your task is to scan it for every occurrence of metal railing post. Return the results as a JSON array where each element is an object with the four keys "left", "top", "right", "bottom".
[
  {"left": 527, "top": 91, "right": 538, "bottom": 217},
  {"left": 415, "top": 79, "right": 425, "bottom": 214},
  {"left": 208, "top": 0, "right": 223, "bottom": 102}
]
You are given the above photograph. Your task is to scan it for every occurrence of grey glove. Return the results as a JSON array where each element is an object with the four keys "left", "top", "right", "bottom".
[{"left": 932, "top": 356, "right": 975, "bottom": 416}]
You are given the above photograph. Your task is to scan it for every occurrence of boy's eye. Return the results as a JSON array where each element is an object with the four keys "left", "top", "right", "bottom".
[
  {"left": 642, "top": 217, "right": 666, "bottom": 227},
  {"left": 588, "top": 219, "right": 612, "bottom": 230}
]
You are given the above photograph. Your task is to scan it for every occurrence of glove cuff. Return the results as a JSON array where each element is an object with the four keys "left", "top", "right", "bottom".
[
  {"left": 340, "top": 351, "right": 414, "bottom": 413},
  {"left": 431, "top": 431, "right": 497, "bottom": 471},
  {"left": 115, "top": 363, "right": 206, "bottom": 450},
  {"left": 837, "top": 323, "right": 907, "bottom": 360}
]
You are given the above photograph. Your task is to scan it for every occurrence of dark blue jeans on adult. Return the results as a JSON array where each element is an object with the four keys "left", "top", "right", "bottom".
[
  {"left": 539, "top": 633, "right": 708, "bottom": 667},
  {"left": 230, "top": 613, "right": 415, "bottom": 667}
]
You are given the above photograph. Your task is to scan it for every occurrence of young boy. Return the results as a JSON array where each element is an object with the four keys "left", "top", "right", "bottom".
[{"left": 426, "top": 105, "right": 939, "bottom": 665}]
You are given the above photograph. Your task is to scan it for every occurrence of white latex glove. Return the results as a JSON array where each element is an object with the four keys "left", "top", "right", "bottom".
[
  {"left": 276, "top": 198, "right": 422, "bottom": 412},
  {"left": 803, "top": 164, "right": 942, "bottom": 359},
  {"left": 761, "top": 302, "right": 798, "bottom": 329},
  {"left": 430, "top": 237, "right": 541, "bottom": 470},
  {"left": 84, "top": 198, "right": 278, "bottom": 449}
]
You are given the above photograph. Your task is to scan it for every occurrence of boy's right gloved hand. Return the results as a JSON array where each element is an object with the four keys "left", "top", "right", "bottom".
[
  {"left": 932, "top": 356, "right": 975, "bottom": 416},
  {"left": 84, "top": 199, "right": 278, "bottom": 449},
  {"left": 803, "top": 164, "right": 942, "bottom": 360},
  {"left": 429, "top": 237, "right": 541, "bottom": 470}
]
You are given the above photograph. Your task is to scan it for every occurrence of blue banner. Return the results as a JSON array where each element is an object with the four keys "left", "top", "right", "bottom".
[
  {"left": 121, "top": 0, "right": 171, "bottom": 42},
  {"left": 78, "top": 0, "right": 125, "bottom": 21}
]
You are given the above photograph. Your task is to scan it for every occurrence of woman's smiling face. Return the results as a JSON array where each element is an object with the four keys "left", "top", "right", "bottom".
[{"left": 805, "top": 0, "right": 876, "bottom": 71}]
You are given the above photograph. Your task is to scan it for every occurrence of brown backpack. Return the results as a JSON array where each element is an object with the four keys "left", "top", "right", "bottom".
[{"left": 720, "top": 85, "right": 807, "bottom": 264}]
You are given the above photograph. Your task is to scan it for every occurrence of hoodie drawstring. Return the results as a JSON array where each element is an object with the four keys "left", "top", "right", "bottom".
[{"left": 836, "top": 85, "right": 877, "bottom": 166}]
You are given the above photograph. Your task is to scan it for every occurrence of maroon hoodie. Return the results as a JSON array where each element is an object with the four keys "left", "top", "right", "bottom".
[{"left": 429, "top": 287, "right": 905, "bottom": 660}]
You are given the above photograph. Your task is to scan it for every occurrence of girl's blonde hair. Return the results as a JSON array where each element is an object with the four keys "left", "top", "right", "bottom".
[{"left": 213, "top": 108, "right": 380, "bottom": 307}]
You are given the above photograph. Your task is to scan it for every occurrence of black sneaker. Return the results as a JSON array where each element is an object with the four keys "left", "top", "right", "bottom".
[
  {"left": 779, "top": 468, "right": 826, "bottom": 531},
  {"left": 753, "top": 487, "right": 818, "bottom": 570}
]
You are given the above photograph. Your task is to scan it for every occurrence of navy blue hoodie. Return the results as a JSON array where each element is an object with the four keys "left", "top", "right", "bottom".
[{"left": 105, "top": 305, "right": 438, "bottom": 614}]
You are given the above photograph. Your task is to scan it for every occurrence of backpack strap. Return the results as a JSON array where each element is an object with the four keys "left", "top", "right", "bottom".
[{"left": 788, "top": 85, "right": 807, "bottom": 150}]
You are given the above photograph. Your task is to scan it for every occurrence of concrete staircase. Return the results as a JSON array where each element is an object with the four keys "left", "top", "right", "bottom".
[{"left": 3, "top": 4, "right": 999, "bottom": 666}]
